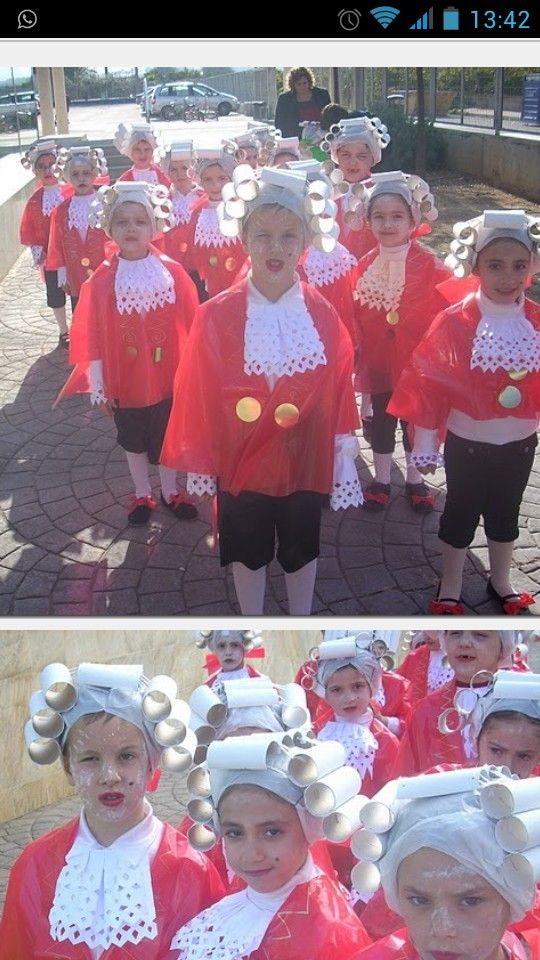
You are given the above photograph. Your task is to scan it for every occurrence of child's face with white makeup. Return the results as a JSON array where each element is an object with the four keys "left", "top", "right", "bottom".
[
  {"left": 219, "top": 785, "right": 308, "bottom": 892},
  {"left": 324, "top": 664, "right": 372, "bottom": 720},
  {"left": 34, "top": 153, "right": 57, "bottom": 186},
  {"left": 397, "top": 848, "right": 510, "bottom": 960},
  {"left": 168, "top": 159, "right": 192, "bottom": 191},
  {"left": 444, "top": 631, "right": 503, "bottom": 684},
  {"left": 478, "top": 713, "right": 540, "bottom": 779},
  {"left": 110, "top": 201, "right": 153, "bottom": 261},
  {"left": 131, "top": 140, "right": 154, "bottom": 169},
  {"left": 369, "top": 194, "right": 413, "bottom": 248},
  {"left": 336, "top": 142, "right": 374, "bottom": 182},
  {"left": 213, "top": 636, "right": 245, "bottom": 672},
  {"left": 243, "top": 205, "right": 305, "bottom": 301},
  {"left": 200, "top": 163, "right": 230, "bottom": 202},
  {"left": 68, "top": 160, "right": 95, "bottom": 196},
  {"left": 474, "top": 239, "right": 531, "bottom": 305},
  {"left": 63, "top": 713, "right": 151, "bottom": 845}
]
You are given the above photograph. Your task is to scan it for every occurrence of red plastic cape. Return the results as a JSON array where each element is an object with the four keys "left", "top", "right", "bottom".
[
  {"left": 117, "top": 163, "right": 171, "bottom": 188},
  {"left": 350, "top": 929, "right": 530, "bottom": 960},
  {"left": 19, "top": 184, "right": 73, "bottom": 249},
  {"left": 46, "top": 197, "right": 108, "bottom": 296}
]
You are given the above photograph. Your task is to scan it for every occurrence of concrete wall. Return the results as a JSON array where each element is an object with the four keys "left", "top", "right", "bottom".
[
  {"left": 0, "top": 154, "right": 35, "bottom": 282},
  {"left": 438, "top": 125, "right": 540, "bottom": 202}
]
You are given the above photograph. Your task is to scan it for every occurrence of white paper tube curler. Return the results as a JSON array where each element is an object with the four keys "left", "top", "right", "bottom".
[
  {"left": 206, "top": 736, "right": 275, "bottom": 770},
  {"left": 481, "top": 778, "right": 540, "bottom": 819},
  {"left": 142, "top": 675, "right": 178, "bottom": 722},
  {"left": 492, "top": 679, "right": 540, "bottom": 700},
  {"left": 350, "top": 861, "right": 381, "bottom": 898},
  {"left": 187, "top": 764, "right": 211, "bottom": 798},
  {"left": 502, "top": 847, "right": 540, "bottom": 891},
  {"left": 189, "top": 686, "right": 228, "bottom": 727},
  {"left": 360, "top": 781, "right": 399, "bottom": 833},
  {"left": 494, "top": 671, "right": 539, "bottom": 684},
  {"left": 220, "top": 677, "right": 273, "bottom": 690},
  {"left": 29, "top": 691, "right": 65, "bottom": 739},
  {"left": 483, "top": 210, "right": 526, "bottom": 230},
  {"left": 40, "top": 663, "right": 77, "bottom": 711},
  {"left": 24, "top": 720, "right": 61, "bottom": 764},
  {"left": 318, "top": 638, "right": 358, "bottom": 660},
  {"left": 304, "top": 766, "right": 362, "bottom": 817},
  {"left": 194, "top": 745, "right": 208, "bottom": 765},
  {"left": 279, "top": 683, "right": 308, "bottom": 712},
  {"left": 288, "top": 741, "right": 347, "bottom": 786},
  {"left": 190, "top": 712, "right": 216, "bottom": 746},
  {"left": 223, "top": 685, "right": 279, "bottom": 709},
  {"left": 323, "top": 795, "right": 369, "bottom": 842},
  {"left": 454, "top": 687, "right": 480, "bottom": 715},
  {"left": 77, "top": 663, "right": 142, "bottom": 691},
  {"left": 396, "top": 768, "right": 484, "bottom": 800},
  {"left": 154, "top": 699, "right": 191, "bottom": 747},
  {"left": 281, "top": 703, "right": 310, "bottom": 729},
  {"left": 351, "top": 828, "right": 387, "bottom": 862},
  {"left": 496, "top": 812, "right": 540, "bottom": 853},
  {"left": 161, "top": 744, "right": 194, "bottom": 774},
  {"left": 188, "top": 822, "right": 217, "bottom": 851},
  {"left": 187, "top": 797, "right": 215, "bottom": 824}
]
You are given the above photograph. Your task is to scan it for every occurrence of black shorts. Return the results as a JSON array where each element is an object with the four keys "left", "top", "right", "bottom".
[
  {"left": 371, "top": 391, "right": 412, "bottom": 455},
  {"left": 439, "top": 430, "right": 537, "bottom": 548},
  {"left": 44, "top": 268, "right": 66, "bottom": 309},
  {"left": 113, "top": 397, "right": 172, "bottom": 465},
  {"left": 217, "top": 489, "right": 325, "bottom": 573}
]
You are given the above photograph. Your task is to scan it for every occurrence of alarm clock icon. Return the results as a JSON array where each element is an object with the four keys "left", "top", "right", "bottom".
[{"left": 338, "top": 8, "right": 362, "bottom": 30}]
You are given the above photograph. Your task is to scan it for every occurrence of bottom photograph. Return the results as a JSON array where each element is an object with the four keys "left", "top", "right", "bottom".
[{"left": 0, "top": 628, "right": 539, "bottom": 959}]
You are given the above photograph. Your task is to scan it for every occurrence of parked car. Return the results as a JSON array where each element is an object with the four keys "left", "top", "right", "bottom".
[
  {"left": 148, "top": 82, "right": 239, "bottom": 118},
  {"left": 0, "top": 90, "right": 40, "bottom": 118}
]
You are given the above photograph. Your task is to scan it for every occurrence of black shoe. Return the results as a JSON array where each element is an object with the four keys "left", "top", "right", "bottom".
[
  {"left": 128, "top": 496, "right": 156, "bottom": 525},
  {"left": 486, "top": 578, "right": 534, "bottom": 615},
  {"left": 160, "top": 492, "right": 198, "bottom": 520},
  {"left": 363, "top": 481, "right": 390, "bottom": 512},
  {"left": 58, "top": 332, "right": 69, "bottom": 349},
  {"left": 405, "top": 481, "right": 434, "bottom": 514}
]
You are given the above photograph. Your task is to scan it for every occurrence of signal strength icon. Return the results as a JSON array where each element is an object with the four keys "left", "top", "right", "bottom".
[
  {"left": 370, "top": 6, "right": 400, "bottom": 28},
  {"left": 409, "top": 6, "right": 434, "bottom": 28}
]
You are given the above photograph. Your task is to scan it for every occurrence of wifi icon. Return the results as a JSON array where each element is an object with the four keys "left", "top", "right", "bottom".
[{"left": 370, "top": 5, "right": 400, "bottom": 27}]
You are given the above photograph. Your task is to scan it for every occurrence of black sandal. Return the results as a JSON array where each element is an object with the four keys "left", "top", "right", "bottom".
[{"left": 58, "top": 332, "right": 69, "bottom": 349}]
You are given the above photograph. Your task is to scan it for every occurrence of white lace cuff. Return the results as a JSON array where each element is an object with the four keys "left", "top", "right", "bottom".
[
  {"left": 89, "top": 360, "right": 107, "bottom": 406},
  {"left": 386, "top": 716, "right": 401, "bottom": 737},
  {"left": 187, "top": 473, "right": 217, "bottom": 497},
  {"left": 330, "top": 434, "right": 363, "bottom": 510},
  {"left": 411, "top": 426, "right": 443, "bottom": 468},
  {"left": 31, "top": 244, "right": 44, "bottom": 267},
  {"left": 57, "top": 266, "right": 67, "bottom": 287}
]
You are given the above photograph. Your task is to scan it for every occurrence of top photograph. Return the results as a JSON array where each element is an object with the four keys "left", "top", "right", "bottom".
[{"left": 1, "top": 64, "right": 540, "bottom": 618}]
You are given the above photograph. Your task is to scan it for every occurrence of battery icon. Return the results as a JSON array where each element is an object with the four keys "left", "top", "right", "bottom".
[{"left": 443, "top": 6, "right": 460, "bottom": 29}]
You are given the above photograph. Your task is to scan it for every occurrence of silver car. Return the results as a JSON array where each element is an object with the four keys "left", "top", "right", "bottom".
[{"left": 149, "top": 82, "right": 239, "bottom": 119}]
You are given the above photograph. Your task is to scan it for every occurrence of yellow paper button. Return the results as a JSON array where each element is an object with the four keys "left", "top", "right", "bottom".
[
  {"left": 274, "top": 402, "right": 300, "bottom": 429},
  {"left": 386, "top": 310, "right": 399, "bottom": 326},
  {"left": 236, "top": 397, "right": 262, "bottom": 422},
  {"left": 81, "top": 257, "right": 90, "bottom": 267},
  {"left": 224, "top": 257, "right": 237, "bottom": 272},
  {"left": 208, "top": 255, "right": 218, "bottom": 267},
  {"left": 508, "top": 369, "right": 528, "bottom": 382},
  {"left": 179, "top": 241, "right": 188, "bottom": 253}
]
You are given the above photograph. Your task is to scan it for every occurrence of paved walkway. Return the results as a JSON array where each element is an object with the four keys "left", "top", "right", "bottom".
[{"left": 1, "top": 239, "right": 540, "bottom": 616}]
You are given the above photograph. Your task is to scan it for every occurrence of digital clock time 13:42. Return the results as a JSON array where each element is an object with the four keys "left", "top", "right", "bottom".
[{"left": 471, "top": 9, "right": 530, "bottom": 28}]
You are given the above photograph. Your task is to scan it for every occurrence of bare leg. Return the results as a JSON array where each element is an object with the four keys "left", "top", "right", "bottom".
[
  {"left": 487, "top": 539, "right": 515, "bottom": 597},
  {"left": 439, "top": 542, "right": 468, "bottom": 603},
  {"left": 232, "top": 562, "right": 266, "bottom": 615},
  {"left": 284, "top": 559, "right": 317, "bottom": 615},
  {"left": 53, "top": 305, "right": 68, "bottom": 335}
]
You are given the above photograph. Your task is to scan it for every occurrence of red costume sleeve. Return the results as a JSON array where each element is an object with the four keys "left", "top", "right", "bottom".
[
  {"left": 45, "top": 203, "right": 64, "bottom": 271},
  {"left": 395, "top": 645, "right": 430, "bottom": 706},
  {"left": 19, "top": 189, "right": 48, "bottom": 249},
  {"left": 391, "top": 681, "right": 466, "bottom": 777},
  {"left": 377, "top": 673, "right": 413, "bottom": 735}
]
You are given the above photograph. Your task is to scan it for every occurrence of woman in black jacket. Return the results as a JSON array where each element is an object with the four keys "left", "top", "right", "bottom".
[{"left": 274, "top": 67, "right": 331, "bottom": 138}]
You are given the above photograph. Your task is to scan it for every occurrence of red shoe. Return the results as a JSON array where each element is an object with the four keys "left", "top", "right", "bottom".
[
  {"left": 406, "top": 481, "right": 434, "bottom": 514},
  {"left": 487, "top": 579, "right": 534, "bottom": 615},
  {"left": 363, "top": 481, "right": 390, "bottom": 512},
  {"left": 161, "top": 491, "right": 198, "bottom": 520},
  {"left": 430, "top": 581, "right": 464, "bottom": 615},
  {"left": 128, "top": 495, "right": 157, "bottom": 526}
]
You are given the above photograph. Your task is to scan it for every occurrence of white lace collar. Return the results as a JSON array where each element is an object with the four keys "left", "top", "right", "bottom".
[
  {"left": 115, "top": 253, "right": 176, "bottom": 315},
  {"left": 194, "top": 202, "right": 235, "bottom": 248},
  {"left": 317, "top": 709, "right": 379, "bottom": 778},
  {"left": 49, "top": 803, "right": 163, "bottom": 952},
  {"left": 302, "top": 241, "right": 357, "bottom": 287},
  {"left": 210, "top": 665, "right": 250, "bottom": 692},
  {"left": 68, "top": 193, "right": 94, "bottom": 236},
  {"left": 245, "top": 275, "right": 326, "bottom": 378},
  {"left": 354, "top": 241, "right": 411, "bottom": 313},
  {"left": 42, "top": 184, "right": 64, "bottom": 217},
  {"left": 170, "top": 855, "right": 319, "bottom": 960},
  {"left": 171, "top": 188, "right": 198, "bottom": 225},
  {"left": 131, "top": 167, "right": 159, "bottom": 184},
  {"left": 456, "top": 683, "right": 492, "bottom": 760},
  {"left": 470, "top": 289, "right": 540, "bottom": 373},
  {"left": 427, "top": 649, "right": 455, "bottom": 694}
]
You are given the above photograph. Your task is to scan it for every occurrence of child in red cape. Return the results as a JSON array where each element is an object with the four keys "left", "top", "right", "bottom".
[
  {"left": 396, "top": 630, "right": 454, "bottom": 707},
  {"left": 197, "top": 630, "right": 266, "bottom": 690},
  {"left": 154, "top": 140, "right": 203, "bottom": 271},
  {"left": 114, "top": 121, "right": 171, "bottom": 186}
]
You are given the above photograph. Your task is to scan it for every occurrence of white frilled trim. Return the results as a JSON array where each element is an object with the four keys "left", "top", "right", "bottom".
[
  {"left": 30, "top": 244, "right": 44, "bottom": 267},
  {"left": 114, "top": 254, "right": 176, "bottom": 315},
  {"left": 42, "top": 184, "right": 64, "bottom": 217},
  {"left": 67, "top": 193, "right": 94, "bottom": 239},
  {"left": 330, "top": 434, "right": 363, "bottom": 510},
  {"left": 427, "top": 649, "right": 455, "bottom": 694},
  {"left": 317, "top": 712, "right": 378, "bottom": 779},
  {"left": 57, "top": 266, "right": 67, "bottom": 288},
  {"left": 302, "top": 242, "right": 357, "bottom": 287},
  {"left": 187, "top": 473, "right": 217, "bottom": 498},
  {"left": 410, "top": 426, "right": 443, "bottom": 469},
  {"left": 194, "top": 205, "right": 235, "bottom": 248},
  {"left": 470, "top": 292, "right": 540, "bottom": 373},
  {"left": 244, "top": 278, "right": 326, "bottom": 378},
  {"left": 372, "top": 684, "right": 386, "bottom": 707},
  {"left": 171, "top": 190, "right": 197, "bottom": 226},
  {"left": 458, "top": 683, "right": 491, "bottom": 760},
  {"left": 89, "top": 359, "right": 107, "bottom": 406},
  {"left": 49, "top": 807, "right": 163, "bottom": 952},
  {"left": 170, "top": 857, "right": 319, "bottom": 960},
  {"left": 132, "top": 167, "right": 159, "bottom": 184},
  {"left": 354, "top": 242, "right": 410, "bottom": 313}
]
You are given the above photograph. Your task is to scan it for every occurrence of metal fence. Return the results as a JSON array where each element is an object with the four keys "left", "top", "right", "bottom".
[{"left": 204, "top": 68, "right": 278, "bottom": 117}]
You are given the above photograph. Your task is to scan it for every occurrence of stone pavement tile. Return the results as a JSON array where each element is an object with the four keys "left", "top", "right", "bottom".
[
  {"left": 78, "top": 492, "right": 116, "bottom": 514},
  {"left": 93, "top": 505, "right": 128, "bottom": 528},
  {"left": 54, "top": 560, "right": 95, "bottom": 579},
  {"left": 393, "top": 566, "right": 438, "bottom": 591},
  {"left": 0, "top": 570, "right": 24, "bottom": 593},
  {"left": 102, "top": 540, "right": 149, "bottom": 569},
  {"left": 0, "top": 529, "right": 24, "bottom": 556},
  {"left": 0, "top": 486, "right": 38, "bottom": 507},
  {"left": 368, "top": 590, "right": 423, "bottom": 614},
  {"left": 338, "top": 520, "right": 383, "bottom": 547},
  {"left": 13, "top": 597, "right": 50, "bottom": 614},
  {"left": 385, "top": 545, "right": 430, "bottom": 571},
  {"left": 183, "top": 555, "right": 225, "bottom": 582},
  {"left": 71, "top": 479, "right": 108, "bottom": 498},
  {"left": 15, "top": 571, "right": 58, "bottom": 598},
  {"left": 339, "top": 545, "right": 384, "bottom": 568},
  {"left": 138, "top": 569, "right": 183, "bottom": 594},
  {"left": 315, "top": 556, "right": 343, "bottom": 580},
  {"left": 0, "top": 596, "right": 12, "bottom": 614},
  {"left": 33, "top": 530, "right": 74, "bottom": 553},
  {"left": 42, "top": 497, "right": 79, "bottom": 520},
  {"left": 60, "top": 542, "right": 105, "bottom": 564},
  {"left": 92, "top": 589, "right": 140, "bottom": 614},
  {"left": 37, "top": 484, "right": 74, "bottom": 503},
  {"left": 93, "top": 568, "right": 141, "bottom": 590},
  {"left": 14, "top": 515, "right": 55, "bottom": 539},
  {"left": 1, "top": 544, "right": 45, "bottom": 570},
  {"left": 315, "top": 579, "right": 355, "bottom": 605},
  {"left": 139, "top": 592, "right": 186, "bottom": 615},
  {"left": 346, "top": 564, "right": 398, "bottom": 597},
  {"left": 328, "top": 597, "right": 369, "bottom": 614},
  {"left": 72, "top": 465, "right": 110, "bottom": 482},
  {"left": 383, "top": 522, "right": 423, "bottom": 545},
  {"left": 163, "top": 520, "right": 211, "bottom": 547},
  {"left": 184, "top": 579, "right": 228, "bottom": 605},
  {"left": 52, "top": 602, "right": 92, "bottom": 615},
  {"left": 146, "top": 542, "right": 192, "bottom": 569},
  {"left": 72, "top": 525, "right": 118, "bottom": 548},
  {"left": 52, "top": 579, "right": 92, "bottom": 604},
  {"left": 8, "top": 502, "right": 44, "bottom": 522}
]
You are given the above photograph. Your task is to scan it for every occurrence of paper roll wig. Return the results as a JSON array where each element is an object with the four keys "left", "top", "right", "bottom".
[
  {"left": 445, "top": 209, "right": 540, "bottom": 279},
  {"left": 88, "top": 181, "right": 172, "bottom": 237},
  {"left": 21, "top": 139, "right": 59, "bottom": 171},
  {"left": 322, "top": 115, "right": 391, "bottom": 166}
]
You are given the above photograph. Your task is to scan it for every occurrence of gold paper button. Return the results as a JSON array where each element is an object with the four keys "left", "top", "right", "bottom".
[
  {"left": 81, "top": 257, "right": 90, "bottom": 267},
  {"left": 153, "top": 347, "right": 163, "bottom": 363},
  {"left": 509, "top": 368, "right": 528, "bottom": 382},
  {"left": 179, "top": 241, "right": 188, "bottom": 253},
  {"left": 274, "top": 402, "right": 300, "bottom": 429},
  {"left": 498, "top": 385, "right": 522, "bottom": 409},
  {"left": 127, "top": 345, "right": 138, "bottom": 358},
  {"left": 208, "top": 255, "right": 218, "bottom": 267},
  {"left": 224, "top": 257, "right": 237, "bottom": 272},
  {"left": 236, "top": 396, "right": 262, "bottom": 422},
  {"left": 386, "top": 310, "right": 399, "bottom": 326}
]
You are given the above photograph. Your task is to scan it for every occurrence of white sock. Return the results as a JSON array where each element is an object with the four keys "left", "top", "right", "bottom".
[
  {"left": 125, "top": 451, "right": 151, "bottom": 498},
  {"left": 232, "top": 562, "right": 267, "bottom": 615},
  {"left": 405, "top": 452, "right": 423, "bottom": 485},
  {"left": 159, "top": 465, "right": 177, "bottom": 501},
  {"left": 284, "top": 559, "right": 317, "bottom": 615},
  {"left": 373, "top": 452, "right": 392, "bottom": 485}
]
